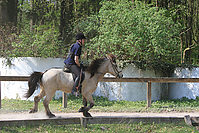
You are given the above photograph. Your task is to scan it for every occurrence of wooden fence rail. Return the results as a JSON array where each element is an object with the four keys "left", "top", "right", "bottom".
[
  {"left": 1, "top": 76, "right": 199, "bottom": 109},
  {"left": 1, "top": 76, "right": 199, "bottom": 82}
]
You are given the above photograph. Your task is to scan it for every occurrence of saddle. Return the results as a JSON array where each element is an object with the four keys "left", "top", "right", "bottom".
[{"left": 63, "top": 66, "right": 85, "bottom": 93}]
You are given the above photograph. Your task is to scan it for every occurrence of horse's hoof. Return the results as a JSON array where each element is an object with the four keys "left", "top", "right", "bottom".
[
  {"left": 28, "top": 108, "right": 36, "bottom": 113},
  {"left": 83, "top": 111, "right": 92, "bottom": 117},
  {"left": 49, "top": 115, "right": 56, "bottom": 118},
  {"left": 86, "top": 112, "right": 92, "bottom": 117},
  {"left": 78, "top": 107, "right": 85, "bottom": 112},
  {"left": 28, "top": 110, "right": 33, "bottom": 113},
  {"left": 47, "top": 112, "right": 56, "bottom": 118}
]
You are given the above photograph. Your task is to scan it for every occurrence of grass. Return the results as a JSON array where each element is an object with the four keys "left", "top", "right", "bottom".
[
  {"left": 0, "top": 121, "right": 198, "bottom": 133},
  {"left": 1, "top": 95, "right": 199, "bottom": 132},
  {"left": 1, "top": 95, "right": 199, "bottom": 114}
]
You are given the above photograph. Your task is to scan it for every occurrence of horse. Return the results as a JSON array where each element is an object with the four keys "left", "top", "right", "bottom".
[{"left": 24, "top": 54, "right": 123, "bottom": 118}]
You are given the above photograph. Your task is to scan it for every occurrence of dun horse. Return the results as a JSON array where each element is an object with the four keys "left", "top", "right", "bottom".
[{"left": 24, "top": 54, "right": 123, "bottom": 118}]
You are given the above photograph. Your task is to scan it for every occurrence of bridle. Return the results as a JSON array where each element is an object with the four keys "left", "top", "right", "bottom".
[
  {"left": 108, "top": 57, "right": 122, "bottom": 78},
  {"left": 96, "top": 57, "right": 122, "bottom": 78}
]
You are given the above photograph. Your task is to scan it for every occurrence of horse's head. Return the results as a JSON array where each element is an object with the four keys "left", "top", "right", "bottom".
[{"left": 106, "top": 54, "right": 123, "bottom": 78}]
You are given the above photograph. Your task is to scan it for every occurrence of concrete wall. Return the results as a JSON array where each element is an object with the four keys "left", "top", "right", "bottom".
[
  {"left": 1, "top": 57, "right": 198, "bottom": 101},
  {"left": 93, "top": 64, "right": 168, "bottom": 101},
  {"left": 0, "top": 57, "right": 64, "bottom": 100},
  {"left": 169, "top": 68, "right": 199, "bottom": 99}
]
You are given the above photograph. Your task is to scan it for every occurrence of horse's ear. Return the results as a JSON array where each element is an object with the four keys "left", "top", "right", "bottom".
[
  {"left": 104, "top": 57, "right": 109, "bottom": 60},
  {"left": 107, "top": 53, "right": 112, "bottom": 59}
]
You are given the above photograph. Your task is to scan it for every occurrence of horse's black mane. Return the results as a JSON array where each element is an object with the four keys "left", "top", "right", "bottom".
[
  {"left": 86, "top": 57, "right": 106, "bottom": 79},
  {"left": 86, "top": 53, "right": 116, "bottom": 79}
]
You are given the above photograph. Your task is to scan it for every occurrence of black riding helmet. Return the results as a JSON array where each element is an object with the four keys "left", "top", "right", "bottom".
[{"left": 76, "top": 33, "right": 86, "bottom": 40}]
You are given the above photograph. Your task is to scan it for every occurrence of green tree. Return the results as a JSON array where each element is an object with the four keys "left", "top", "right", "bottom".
[
  {"left": 1, "top": 0, "right": 198, "bottom": 67},
  {"left": 0, "top": 0, "right": 18, "bottom": 26},
  {"left": 6, "top": 0, "right": 64, "bottom": 57},
  {"left": 0, "top": 0, "right": 18, "bottom": 57},
  {"left": 137, "top": 0, "right": 199, "bottom": 64},
  {"left": 0, "top": 0, "right": 103, "bottom": 58},
  {"left": 85, "top": 0, "right": 181, "bottom": 65}
]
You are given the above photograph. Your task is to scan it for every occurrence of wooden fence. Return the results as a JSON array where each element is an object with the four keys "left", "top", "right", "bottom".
[{"left": 1, "top": 76, "right": 199, "bottom": 109}]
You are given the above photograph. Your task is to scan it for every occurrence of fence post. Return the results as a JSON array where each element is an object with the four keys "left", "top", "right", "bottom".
[
  {"left": 80, "top": 117, "right": 87, "bottom": 128},
  {"left": 62, "top": 92, "right": 67, "bottom": 108},
  {"left": 147, "top": 81, "right": 151, "bottom": 107}
]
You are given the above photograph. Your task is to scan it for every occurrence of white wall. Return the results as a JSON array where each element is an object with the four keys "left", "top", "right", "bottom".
[
  {"left": 0, "top": 57, "right": 64, "bottom": 100},
  {"left": 2, "top": 57, "right": 198, "bottom": 101},
  {"left": 93, "top": 64, "right": 167, "bottom": 101},
  {"left": 169, "top": 68, "right": 199, "bottom": 99}
]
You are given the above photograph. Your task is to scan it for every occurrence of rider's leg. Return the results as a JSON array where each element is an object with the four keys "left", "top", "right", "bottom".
[
  {"left": 71, "top": 76, "right": 80, "bottom": 97},
  {"left": 68, "top": 65, "right": 81, "bottom": 97}
]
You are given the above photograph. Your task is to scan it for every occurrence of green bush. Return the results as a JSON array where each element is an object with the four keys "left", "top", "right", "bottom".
[
  {"left": 85, "top": 0, "right": 181, "bottom": 65},
  {"left": 11, "top": 26, "right": 63, "bottom": 58}
]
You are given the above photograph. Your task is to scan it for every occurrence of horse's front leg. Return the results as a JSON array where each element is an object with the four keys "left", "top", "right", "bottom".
[
  {"left": 86, "top": 96, "right": 94, "bottom": 111},
  {"left": 78, "top": 96, "right": 87, "bottom": 112},
  {"left": 80, "top": 93, "right": 94, "bottom": 117},
  {"left": 83, "top": 96, "right": 87, "bottom": 107}
]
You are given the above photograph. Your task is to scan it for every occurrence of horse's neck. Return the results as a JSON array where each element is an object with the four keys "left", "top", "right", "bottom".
[{"left": 93, "top": 61, "right": 108, "bottom": 82}]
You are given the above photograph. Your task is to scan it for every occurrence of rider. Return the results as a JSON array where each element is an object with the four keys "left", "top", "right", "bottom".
[{"left": 64, "top": 33, "right": 86, "bottom": 97}]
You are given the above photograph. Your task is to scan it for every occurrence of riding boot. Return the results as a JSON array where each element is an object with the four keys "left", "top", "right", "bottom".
[{"left": 71, "top": 77, "right": 80, "bottom": 97}]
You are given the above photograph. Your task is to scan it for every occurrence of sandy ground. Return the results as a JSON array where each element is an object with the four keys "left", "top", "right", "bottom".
[{"left": 1, "top": 112, "right": 199, "bottom": 121}]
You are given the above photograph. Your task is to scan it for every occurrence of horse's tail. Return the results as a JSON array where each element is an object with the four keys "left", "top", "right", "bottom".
[{"left": 24, "top": 71, "right": 44, "bottom": 99}]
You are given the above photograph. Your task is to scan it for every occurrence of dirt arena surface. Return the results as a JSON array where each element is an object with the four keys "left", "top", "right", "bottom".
[{"left": 1, "top": 112, "right": 199, "bottom": 121}]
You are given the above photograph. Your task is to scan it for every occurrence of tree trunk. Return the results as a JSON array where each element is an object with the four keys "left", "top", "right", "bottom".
[
  {"left": 30, "top": 0, "right": 34, "bottom": 31},
  {"left": 59, "top": 0, "right": 73, "bottom": 44},
  {"left": 60, "top": 0, "right": 66, "bottom": 41},
  {"left": 19, "top": 0, "right": 24, "bottom": 33},
  {"left": 0, "top": 0, "right": 18, "bottom": 26}
]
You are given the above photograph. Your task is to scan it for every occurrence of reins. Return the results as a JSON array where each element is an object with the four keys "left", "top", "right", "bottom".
[
  {"left": 109, "top": 58, "right": 122, "bottom": 78},
  {"left": 76, "top": 68, "right": 83, "bottom": 91}
]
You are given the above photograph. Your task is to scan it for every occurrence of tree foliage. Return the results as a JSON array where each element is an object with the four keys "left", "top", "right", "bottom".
[
  {"left": 0, "top": 0, "right": 198, "bottom": 68},
  {"left": 85, "top": 0, "right": 181, "bottom": 65}
]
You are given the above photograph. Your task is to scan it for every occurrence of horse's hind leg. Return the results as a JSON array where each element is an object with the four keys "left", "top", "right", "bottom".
[
  {"left": 29, "top": 89, "right": 45, "bottom": 113},
  {"left": 43, "top": 92, "right": 56, "bottom": 118}
]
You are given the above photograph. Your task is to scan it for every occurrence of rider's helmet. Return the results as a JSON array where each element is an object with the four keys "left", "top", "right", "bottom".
[{"left": 76, "top": 33, "right": 86, "bottom": 40}]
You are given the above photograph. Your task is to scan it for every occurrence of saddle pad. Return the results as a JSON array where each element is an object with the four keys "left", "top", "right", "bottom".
[{"left": 63, "top": 67, "right": 71, "bottom": 73}]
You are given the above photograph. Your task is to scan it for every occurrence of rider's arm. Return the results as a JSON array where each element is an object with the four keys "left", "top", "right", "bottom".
[{"left": 74, "top": 56, "right": 80, "bottom": 67}]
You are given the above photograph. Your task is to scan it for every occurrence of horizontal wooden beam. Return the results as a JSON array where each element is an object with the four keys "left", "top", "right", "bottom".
[
  {"left": 101, "top": 77, "right": 199, "bottom": 83},
  {"left": 0, "top": 76, "right": 29, "bottom": 81},
  {"left": 1, "top": 76, "right": 199, "bottom": 83},
  {"left": 0, "top": 116, "right": 184, "bottom": 128},
  {"left": 1, "top": 76, "right": 199, "bottom": 109}
]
